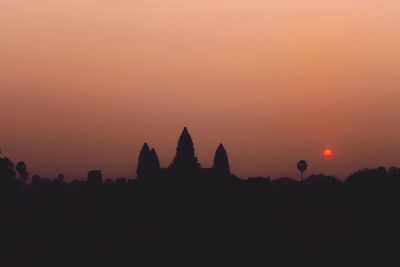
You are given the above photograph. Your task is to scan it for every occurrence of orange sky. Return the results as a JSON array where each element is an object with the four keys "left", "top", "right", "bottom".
[{"left": 1, "top": 0, "right": 400, "bottom": 180}]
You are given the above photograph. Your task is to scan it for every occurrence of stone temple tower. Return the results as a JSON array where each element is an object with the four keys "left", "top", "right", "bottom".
[
  {"left": 169, "top": 127, "right": 201, "bottom": 171},
  {"left": 137, "top": 143, "right": 160, "bottom": 179},
  {"left": 150, "top": 148, "right": 160, "bottom": 169},
  {"left": 213, "top": 144, "right": 230, "bottom": 176}
]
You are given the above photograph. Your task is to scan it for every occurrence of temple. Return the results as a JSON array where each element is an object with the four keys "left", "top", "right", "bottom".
[
  {"left": 136, "top": 127, "right": 234, "bottom": 180},
  {"left": 213, "top": 144, "right": 230, "bottom": 176},
  {"left": 137, "top": 143, "right": 160, "bottom": 179}
]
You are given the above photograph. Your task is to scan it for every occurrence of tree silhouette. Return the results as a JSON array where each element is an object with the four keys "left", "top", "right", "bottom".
[
  {"left": 87, "top": 170, "right": 102, "bottom": 185},
  {"left": 297, "top": 160, "right": 308, "bottom": 181},
  {"left": 16, "top": 161, "right": 29, "bottom": 186},
  {"left": 32, "top": 174, "right": 40, "bottom": 184},
  {"left": 57, "top": 173, "right": 64, "bottom": 182},
  {"left": 0, "top": 157, "right": 16, "bottom": 183}
]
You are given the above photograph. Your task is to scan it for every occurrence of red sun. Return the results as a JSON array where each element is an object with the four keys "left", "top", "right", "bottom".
[{"left": 323, "top": 148, "right": 333, "bottom": 159}]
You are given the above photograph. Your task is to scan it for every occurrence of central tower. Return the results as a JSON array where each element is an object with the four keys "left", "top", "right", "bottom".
[{"left": 169, "top": 127, "right": 201, "bottom": 171}]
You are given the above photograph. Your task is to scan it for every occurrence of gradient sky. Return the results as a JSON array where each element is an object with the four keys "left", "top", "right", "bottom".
[{"left": 1, "top": 0, "right": 400, "bottom": 180}]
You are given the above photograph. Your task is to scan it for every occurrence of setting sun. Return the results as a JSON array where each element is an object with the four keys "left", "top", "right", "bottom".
[{"left": 323, "top": 149, "right": 333, "bottom": 159}]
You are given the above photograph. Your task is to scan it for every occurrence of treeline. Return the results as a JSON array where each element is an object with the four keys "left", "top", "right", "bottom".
[{"left": 1, "top": 155, "right": 400, "bottom": 266}]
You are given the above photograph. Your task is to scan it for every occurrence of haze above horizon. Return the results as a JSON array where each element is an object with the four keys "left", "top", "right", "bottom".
[{"left": 1, "top": 0, "right": 400, "bottom": 180}]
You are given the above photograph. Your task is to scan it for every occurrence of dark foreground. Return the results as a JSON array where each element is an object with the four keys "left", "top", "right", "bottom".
[{"left": 1, "top": 169, "right": 400, "bottom": 266}]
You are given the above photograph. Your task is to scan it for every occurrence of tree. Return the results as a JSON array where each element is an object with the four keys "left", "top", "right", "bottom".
[
  {"left": 16, "top": 161, "right": 29, "bottom": 186},
  {"left": 57, "top": 174, "right": 64, "bottom": 182},
  {"left": 87, "top": 170, "right": 102, "bottom": 185},
  {"left": 0, "top": 157, "right": 17, "bottom": 183},
  {"left": 32, "top": 175, "right": 40, "bottom": 184},
  {"left": 297, "top": 160, "right": 308, "bottom": 181}
]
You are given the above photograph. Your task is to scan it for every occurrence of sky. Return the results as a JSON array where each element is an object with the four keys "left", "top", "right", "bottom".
[{"left": 1, "top": 0, "right": 400, "bottom": 180}]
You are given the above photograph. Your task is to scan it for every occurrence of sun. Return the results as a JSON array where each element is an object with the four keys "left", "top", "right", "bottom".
[{"left": 323, "top": 148, "right": 333, "bottom": 159}]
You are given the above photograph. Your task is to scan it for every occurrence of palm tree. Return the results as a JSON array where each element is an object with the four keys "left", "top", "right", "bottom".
[
  {"left": 16, "top": 161, "right": 29, "bottom": 186},
  {"left": 297, "top": 160, "right": 308, "bottom": 181}
]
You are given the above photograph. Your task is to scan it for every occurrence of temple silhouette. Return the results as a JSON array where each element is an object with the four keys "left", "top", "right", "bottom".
[
  {"left": 2, "top": 128, "right": 400, "bottom": 266},
  {"left": 136, "top": 127, "right": 234, "bottom": 180}
]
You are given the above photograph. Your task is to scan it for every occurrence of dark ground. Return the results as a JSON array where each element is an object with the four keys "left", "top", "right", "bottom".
[{"left": 1, "top": 168, "right": 400, "bottom": 266}]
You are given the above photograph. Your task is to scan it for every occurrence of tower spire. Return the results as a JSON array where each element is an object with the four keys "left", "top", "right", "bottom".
[
  {"left": 169, "top": 127, "right": 200, "bottom": 170},
  {"left": 213, "top": 143, "right": 230, "bottom": 176},
  {"left": 137, "top": 143, "right": 159, "bottom": 179},
  {"left": 150, "top": 148, "right": 160, "bottom": 169}
]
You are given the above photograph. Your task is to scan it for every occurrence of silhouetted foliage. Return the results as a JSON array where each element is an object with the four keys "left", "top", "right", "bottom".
[
  {"left": 57, "top": 173, "right": 64, "bottom": 182},
  {"left": 297, "top": 160, "right": 308, "bottom": 181},
  {"left": 0, "top": 156, "right": 18, "bottom": 196},
  {"left": 31, "top": 174, "right": 40, "bottom": 185},
  {"left": 0, "top": 131, "right": 399, "bottom": 266},
  {"left": 16, "top": 161, "right": 29, "bottom": 186},
  {"left": 116, "top": 177, "right": 128, "bottom": 185},
  {"left": 0, "top": 156, "right": 16, "bottom": 182},
  {"left": 87, "top": 170, "right": 102, "bottom": 185}
]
